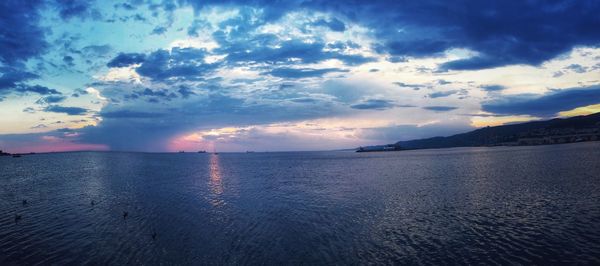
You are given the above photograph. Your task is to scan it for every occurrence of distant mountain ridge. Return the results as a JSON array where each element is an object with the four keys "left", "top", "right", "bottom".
[{"left": 392, "top": 112, "right": 600, "bottom": 150}]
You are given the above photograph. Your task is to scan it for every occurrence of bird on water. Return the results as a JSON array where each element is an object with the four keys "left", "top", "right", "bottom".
[
  {"left": 123, "top": 211, "right": 128, "bottom": 219},
  {"left": 152, "top": 231, "right": 157, "bottom": 240},
  {"left": 22, "top": 200, "right": 27, "bottom": 206}
]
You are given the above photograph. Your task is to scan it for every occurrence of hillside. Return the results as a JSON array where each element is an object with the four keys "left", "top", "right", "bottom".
[{"left": 394, "top": 112, "right": 600, "bottom": 150}]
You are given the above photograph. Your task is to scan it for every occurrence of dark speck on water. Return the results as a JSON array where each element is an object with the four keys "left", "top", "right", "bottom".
[{"left": 1, "top": 142, "right": 600, "bottom": 264}]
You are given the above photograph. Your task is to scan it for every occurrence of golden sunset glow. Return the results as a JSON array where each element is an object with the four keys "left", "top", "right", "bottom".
[
  {"left": 470, "top": 115, "right": 538, "bottom": 128},
  {"left": 559, "top": 104, "right": 600, "bottom": 117}
]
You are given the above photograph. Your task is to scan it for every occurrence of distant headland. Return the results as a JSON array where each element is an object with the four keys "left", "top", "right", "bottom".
[
  {"left": 0, "top": 150, "right": 34, "bottom": 157},
  {"left": 357, "top": 112, "right": 600, "bottom": 152}
]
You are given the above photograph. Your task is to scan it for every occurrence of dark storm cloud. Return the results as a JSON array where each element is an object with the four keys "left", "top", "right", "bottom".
[
  {"left": 114, "top": 2, "right": 136, "bottom": 10},
  {"left": 482, "top": 86, "right": 600, "bottom": 117},
  {"left": 564, "top": 64, "right": 588, "bottom": 73},
  {"left": 221, "top": 38, "right": 374, "bottom": 66},
  {"left": 0, "top": 1, "right": 47, "bottom": 64},
  {"left": 44, "top": 105, "right": 88, "bottom": 115},
  {"left": 77, "top": 120, "right": 177, "bottom": 151},
  {"left": 187, "top": 19, "right": 209, "bottom": 37},
  {"left": 202, "top": 0, "right": 600, "bottom": 70},
  {"left": 438, "top": 56, "right": 502, "bottom": 71},
  {"left": 63, "top": 55, "right": 75, "bottom": 66},
  {"left": 100, "top": 110, "right": 166, "bottom": 118},
  {"left": 125, "top": 88, "right": 178, "bottom": 102},
  {"left": 36, "top": 95, "right": 67, "bottom": 105},
  {"left": 129, "top": 0, "right": 600, "bottom": 71},
  {"left": 428, "top": 90, "right": 459, "bottom": 98},
  {"left": 423, "top": 106, "right": 458, "bottom": 112},
  {"left": 106, "top": 53, "right": 146, "bottom": 67},
  {"left": 351, "top": 99, "right": 396, "bottom": 110},
  {"left": 132, "top": 13, "right": 147, "bottom": 22},
  {"left": 162, "top": 10, "right": 374, "bottom": 68},
  {"left": 393, "top": 82, "right": 424, "bottom": 90},
  {"left": 151, "top": 26, "right": 168, "bottom": 35},
  {"left": 331, "top": 54, "right": 376, "bottom": 66},
  {"left": 53, "top": 0, "right": 96, "bottom": 20},
  {"left": 266, "top": 68, "right": 348, "bottom": 78},
  {"left": 0, "top": 67, "right": 38, "bottom": 91},
  {"left": 71, "top": 88, "right": 88, "bottom": 98},
  {"left": 290, "top": 97, "right": 320, "bottom": 103},
  {"left": 134, "top": 48, "right": 219, "bottom": 82},
  {"left": 382, "top": 40, "right": 449, "bottom": 58},
  {"left": 349, "top": 0, "right": 600, "bottom": 71},
  {"left": 16, "top": 85, "right": 62, "bottom": 95},
  {"left": 177, "top": 86, "right": 196, "bottom": 98},
  {"left": 221, "top": 38, "right": 320, "bottom": 63}
]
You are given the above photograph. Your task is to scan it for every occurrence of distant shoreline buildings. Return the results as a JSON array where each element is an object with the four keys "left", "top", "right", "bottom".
[{"left": 497, "top": 127, "right": 599, "bottom": 146}]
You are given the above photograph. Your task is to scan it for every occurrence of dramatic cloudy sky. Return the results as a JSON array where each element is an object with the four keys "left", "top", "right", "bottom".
[{"left": 1, "top": 0, "right": 600, "bottom": 152}]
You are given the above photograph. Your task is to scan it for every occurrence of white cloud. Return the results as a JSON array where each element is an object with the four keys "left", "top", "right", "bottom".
[{"left": 96, "top": 66, "right": 142, "bottom": 83}]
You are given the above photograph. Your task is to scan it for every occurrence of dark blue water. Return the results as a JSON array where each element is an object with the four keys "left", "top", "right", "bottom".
[{"left": 1, "top": 142, "right": 600, "bottom": 265}]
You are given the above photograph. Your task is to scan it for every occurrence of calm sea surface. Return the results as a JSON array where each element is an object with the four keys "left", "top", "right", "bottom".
[{"left": 1, "top": 142, "right": 600, "bottom": 265}]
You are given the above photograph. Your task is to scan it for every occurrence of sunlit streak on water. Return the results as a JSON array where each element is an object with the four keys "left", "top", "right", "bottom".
[{"left": 208, "top": 154, "right": 224, "bottom": 207}]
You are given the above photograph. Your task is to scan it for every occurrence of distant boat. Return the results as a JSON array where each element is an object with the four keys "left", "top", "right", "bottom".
[{"left": 198, "top": 150, "right": 207, "bottom": 153}]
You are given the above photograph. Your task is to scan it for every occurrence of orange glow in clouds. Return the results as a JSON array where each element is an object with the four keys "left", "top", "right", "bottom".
[{"left": 169, "top": 132, "right": 212, "bottom": 152}]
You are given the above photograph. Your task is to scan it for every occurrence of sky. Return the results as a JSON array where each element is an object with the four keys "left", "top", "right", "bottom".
[{"left": 1, "top": 0, "right": 600, "bottom": 153}]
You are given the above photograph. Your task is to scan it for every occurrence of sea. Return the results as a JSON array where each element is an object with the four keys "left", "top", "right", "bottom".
[{"left": 1, "top": 142, "right": 600, "bottom": 265}]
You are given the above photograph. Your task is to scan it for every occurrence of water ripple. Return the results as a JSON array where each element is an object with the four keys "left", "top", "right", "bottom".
[{"left": 1, "top": 143, "right": 600, "bottom": 264}]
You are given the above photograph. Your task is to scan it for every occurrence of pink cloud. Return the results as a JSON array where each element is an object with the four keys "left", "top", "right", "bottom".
[{"left": 1, "top": 135, "right": 108, "bottom": 154}]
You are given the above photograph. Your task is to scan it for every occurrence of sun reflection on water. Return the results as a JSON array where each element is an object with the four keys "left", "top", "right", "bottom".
[{"left": 208, "top": 154, "right": 224, "bottom": 206}]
